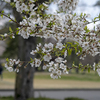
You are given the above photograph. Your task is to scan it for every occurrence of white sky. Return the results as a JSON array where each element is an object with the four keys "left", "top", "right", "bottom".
[
  {"left": 48, "top": 0, "right": 100, "bottom": 30},
  {"left": 46, "top": 2, "right": 58, "bottom": 14},
  {"left": 0, "top": 0, "right": 100, "bottom": 30},
  {"left": 76, "top": 0, "right": 100, "bottom": 30},
  {"left": 78, "top": 0, "right": 98, "bottom": 6}
]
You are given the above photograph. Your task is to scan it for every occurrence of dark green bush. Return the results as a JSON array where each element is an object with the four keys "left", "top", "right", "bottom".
[
  {"left": 64, "top": 97, "right": 85, "bottom": 100},
  {"left": 0, "top": 96, "right": 13, "bottom": 100}
]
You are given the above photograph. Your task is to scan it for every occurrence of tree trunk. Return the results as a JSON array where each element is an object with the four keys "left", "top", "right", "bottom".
[
  {"left": 12, "top": 7, "right": 36, "bottom": 100},
  {"left": 11, "top": 0, "right": 49, "bottom": 100},
  {"left": 15, "top": 37, "right": 36, "bottom": 100}
]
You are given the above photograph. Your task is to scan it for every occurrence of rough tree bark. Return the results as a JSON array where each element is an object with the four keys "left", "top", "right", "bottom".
[
  {"left": 15, "top": 37, "right": 36, "bottom": 100},
  {"left": 12, "top": 8, "right": 35, "bottom": 100}
]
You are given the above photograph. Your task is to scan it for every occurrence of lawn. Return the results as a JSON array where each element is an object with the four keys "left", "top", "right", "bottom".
[
  {"left": 0, "top": 70, "right": 100, "bottom": 89},
  {"left": 0, "top": 96, "right": 57, "bottom": 100},
  {"left": 34, "top": 71, "right": 100, "bottom": 82},
  {"left": 0, "top": 96, "right": 85, "bottom": 100},
  {"left": 3, "top": 70, "right": 100, "bottom": 81}
]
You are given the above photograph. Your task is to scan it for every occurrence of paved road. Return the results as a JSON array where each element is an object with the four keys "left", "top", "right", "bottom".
[{"left": 0, "top": 89, "right": 100, "bottom": 100}]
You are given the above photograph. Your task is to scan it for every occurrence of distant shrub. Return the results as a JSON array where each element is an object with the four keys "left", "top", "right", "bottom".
[
  {"left": 0, "top": 96, "right": 13, "bottom": 100},
  {"left": 28, "top": 97, "right": 57, "bottom": 100},
  {"left": 64, "top": 97, "right": 85, "bottom": 100}
]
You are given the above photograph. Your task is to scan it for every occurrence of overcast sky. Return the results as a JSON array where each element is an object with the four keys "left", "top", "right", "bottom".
[
  {"left": 78, "top": 0, "right": 98, "bottom": 6},
  {"left": 0, "top": 0, "right": 100, "bottom": 30}
]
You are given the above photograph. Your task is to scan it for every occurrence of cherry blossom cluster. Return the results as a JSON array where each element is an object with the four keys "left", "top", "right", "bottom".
[
  {"left": 29, "top": 42, "right": 69, "bottom": 79},
  {"left": 93, "top": 63, "right": 100, "bottom": 76},
  {"left": 54, "top": 0, "right": 79, "bottom": 13},
  {"left": 5, "top": 0, "right": 37, "bottom": 13},
  {"left": 5, "top": 59, "right": 21, "bottom": 72},
  {"left": 2, "top": 0, "right": 100, "bottom": 78}
]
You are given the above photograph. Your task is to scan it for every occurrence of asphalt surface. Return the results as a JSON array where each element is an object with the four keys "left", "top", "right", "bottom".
[{"left": 0, "top": 89, "right": 100, "bottom": 100}]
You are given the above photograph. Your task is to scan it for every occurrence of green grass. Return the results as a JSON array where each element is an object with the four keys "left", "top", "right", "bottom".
[
  {"left": 3, "top": 71, "right": 16, "bottom": 79},
  {"left": 0, "top": 96, "right": 85, "bottom": 100},
  {"left": 34, "top": 70, "right": 100, "bottom": 82},
  {"left": 2, "top": 69, "right": 100, "bottom": 82},
  {"left": 0, "top": 96, "right": 57, "bottom": 100}
]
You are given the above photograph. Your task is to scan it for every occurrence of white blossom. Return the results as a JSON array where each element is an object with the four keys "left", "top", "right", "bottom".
[
  {"left": 50, "top": 73, "right": 58, "bottom": 79},
  {"left": 30, "top": 50, "right": 37, "bottom": 55},
  {"left": 43, "top": 53, "right": 52, "bottom": 62},
  {"left": 47, "top": 43, "right": 54, "bottom": 50},
  {"left": 43, "top": 65, "right": 47, "bottom": 70},
  {"left": 97, "top": 69, "right": 100, "bottom": 76},
  {"left": 55, "top": 57, "right": 63, "bottom": 63},
  {"left": 15, "top": 69, "right": 19, "bottom": 73},
  {"left": 60, "top": 63, "right": 66, "bottom": 69},
  {"left": 64, "top": 50, "right": 67, "bottom": 58},
  {"left": 35, "top": 58, "right": 41, "bottom": 67},
  {"left": 4, "top": 33, "right": 8, "bottom": 37},
  {"left": 56, "top": 42, "right": 63, "bottom": 50},
  {"left": 49, "top": 67, "right": 54, "bottom": 72},
  {"left": 7, "top": 67, "right": 13, "bottom": 72},
  {"left": 15, "top": 59, "right": 20, "bottom": 65},
  {"left": 49, "top": 61, "right": 54, "bottom": 66},
  {"left": 63, "top": 69, "right": 69, "bottom": 74},
  {"left": 30, "top": 62, "right": 34, "bottom": 67}
]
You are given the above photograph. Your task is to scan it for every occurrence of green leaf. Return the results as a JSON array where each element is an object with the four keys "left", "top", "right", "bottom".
[
  {"left": 6, "top": 58, "right": 9, "bottom": 62},
  {"left": 98, "top": 13, "right": 100, "bottom": 20},
  {"left": 81, "top": 68, "right": 85, "bottom": 72},
  {"left": 10, "top": 2, "right": 15, "bottom": 8},
  {"left": 1, "top": 10, "right": 4, "bottom": 14},
  {"left": 1, "top": 14, "right": 3, "bottom": 18},
  {"left": 88, "top": 68, "right": 90, "bottom": 73},
  {"left": 79, "top": 46, "right": 82, "bottom": 53},
  {"left": 84, "top": 26, "right": 90, "bottom": 33},
  {"left": 84, "top": 13, "right": 86, "bottom": 16},
  {"left": 9, "top": 20, "right": 12, "bottom": 22},
  {"left": 16, "top": 31, "right": 19, "bottom": 35},
  {"left": 30, "top": 57, "right": 34, "bottom": 63},
  {"left": 68, "top": 48, "right": 72, "bottom": 56},
  {"left": 9, "top": 27, "right": 13, "bottom": 32},
  {"left": 73, "top": 13, "right": 76, "bottom": 16},
  {"left": 94, "top": 17, "right": 98, "bottom": 21},
  {"left": 74, "top": 47, "right": 77, "bottom": 53},
  {"left": 80, "top": 13, "right": 83, "bottom": 18}
]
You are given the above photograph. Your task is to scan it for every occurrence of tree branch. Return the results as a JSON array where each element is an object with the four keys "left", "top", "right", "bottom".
[
  {"left": 0, "top": 11, "right": 21, "bottom": 26},
  {"left": 88, "top": 19, "right": 100, "bottom": 24}
]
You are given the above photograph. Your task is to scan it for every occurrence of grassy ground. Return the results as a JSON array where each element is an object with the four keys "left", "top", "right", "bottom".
[
  {"left": 0, "top": 96, "right": 57, "bottom": 100},
  {"left": 2, "top": 70, "right": 100, "bottom": 81},
  {"left": 0, "top": 70, "right": 100, "bottom": 89},
  {"left": 0, "top": 96, "right": 85, "bottom": 100}
]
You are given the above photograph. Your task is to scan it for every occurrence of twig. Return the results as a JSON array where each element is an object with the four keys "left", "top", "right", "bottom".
[
  {"left": 0, "top": 11, "right": 20, "bottom": 25},
  {"left": 0, "top": 11, "right": 30, "bottom": 27},
  {"left": 88, "top": 19, "right": 100, "bottom": 24}
]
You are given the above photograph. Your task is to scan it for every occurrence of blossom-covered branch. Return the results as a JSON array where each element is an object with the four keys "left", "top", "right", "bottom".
[{"left": 2, "top": 0, "right": 100, "bottom": 79}]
